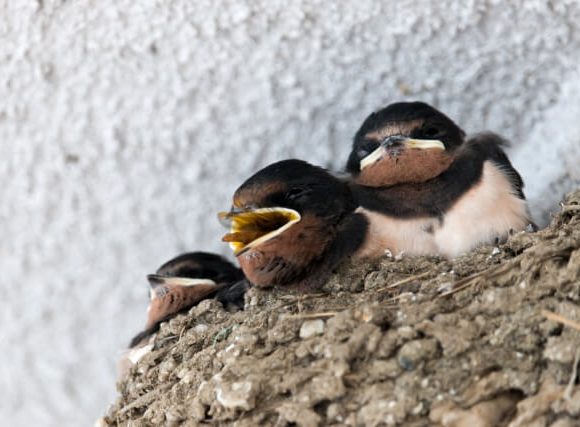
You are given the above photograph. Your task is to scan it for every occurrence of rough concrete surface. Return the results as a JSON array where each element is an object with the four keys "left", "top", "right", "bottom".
[{"left": 1, "top": 1, "right": 580, "bottom": 426}]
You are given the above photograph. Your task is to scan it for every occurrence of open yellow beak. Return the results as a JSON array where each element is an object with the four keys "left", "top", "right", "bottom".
[
  {"left": 360, "top": 138, "right": 446, "bottom": 170},
  {"left": 218, "top": 207, "right": 301, "bottom": 255}
]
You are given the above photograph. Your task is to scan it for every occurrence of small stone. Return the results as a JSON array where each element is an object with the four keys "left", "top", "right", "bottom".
[
  {"left": 327, "top": 402, "right": 345, "bottom": 422},
  {"left": 543, "top": 336, "right": 578, "bottom": 363},
  {"left": 397, "top": 326, "right": 417, "bottom": 340},
  {"left": 189, "top": 398, "right": 206, "bottom": 421},
  {"left": 268, "top": 319, "right": 299, "bottom": 344},
  {"left": 368, "top": 359, "right": 401, "bottom": 379},
  {"left": 197, "top": 381, "right": 214, "bottom": 406},
  {"left": 437, "top": 281, "right": 453, "bottom": 293},
  {"left": 397, "top": 339, "right": 439, "bottom": 371},
  {"left": 126, "top": 344, "right": 154, "bottom": 364},
  {"left": 217, "top": 342, "right": 242, "bottom": 365},
  {"left": 355, "top": 305, "right": 392, "bottom": 327},
  {"left": 299, "top": 319, "right": 325, "bottom": 339},
  {"left": 165, "top": 406, "right": 185, "bottom": 422},
  {"left": 395, "top": 251, "right": 405, "bottom": 261},
  {"left": 358, "top": 400, "right": 403, "bottom": 426},
  {"left": 158, "top": 358, "right": 177, "bottom": 382},
  {"left": 215, "top": 377, "right": 259, "bottom": 411},
  {"left": 277, "top": 403, "right": 321, "bottom": 427},
  {"left": 193, "top": 324, "right": 209, "bottom": 334},
  {"left": 376, "top": 330, "right": 400, "bottom": 358},
  {"left": 411, "top": 401, "right": 425, "bottom": 415},
  {"left": 299, "top": 375, "right": 345, "bottom": 404},
  {"left": 176, "top": 368, "right": 194, "bottom": 383}
]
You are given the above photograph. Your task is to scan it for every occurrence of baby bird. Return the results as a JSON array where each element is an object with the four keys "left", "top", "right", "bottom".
[
  {"left": 129, "top": 252, "right": 246, "bottom": 348},
  {"left": 219, "top": 160, "right": 368, "bottom": 289},
  {"left": 219, "top": 103, "right": 534, "bottom": 288},
  {"left": 346, "top": 101, "right": 533, "bottom": 258}
]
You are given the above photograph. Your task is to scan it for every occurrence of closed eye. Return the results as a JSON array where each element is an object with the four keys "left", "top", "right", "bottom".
[
  {"left": 422, "top": 126, "right": 443, "bottom": 138},
  {"left": 357, "top": 140, "right": 380, "bottom": 159},
  {"left": 357, "top": 148, "right": 370, "bottom": 158},
  {"left": 286, "top": 187, "right": 310, "bottom": 200}
]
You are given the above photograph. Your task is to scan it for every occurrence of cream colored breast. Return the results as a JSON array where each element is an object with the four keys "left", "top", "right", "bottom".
[
  {"left": 434, "top": 162, "right": 530, "bottom": 258},
  {"left": 354, "top": 162, "right": 530, "bottom": 260},
  {"left": 354, "top": 207, "right": 438, "bottom": 258}
]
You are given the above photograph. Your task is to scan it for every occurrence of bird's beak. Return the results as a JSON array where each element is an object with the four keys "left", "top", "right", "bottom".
[
  {"left": 218, "top": 207, "right": 301, "bottom": 256},
  {"left": 360, "top": 136, "right": 446, "bottom": 170},
  {"left": 147, "top": 274, "right": 217, "bottom": 299},
  {"left": 403, "top": 138, "right": 446, "bottom": 150},
  {"left": 144, "top": 275, "right": 220, "bottom": 330},
  {"left": 147, "top": 275, "right": 217, "bottom": 288}
]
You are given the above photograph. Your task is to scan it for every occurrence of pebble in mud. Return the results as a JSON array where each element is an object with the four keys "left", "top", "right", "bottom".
[
  {"left": 214, "top": 375, "right": 260, "bottom": 412},
  {"left": 397, "top": 339, "right": 439, "bottom": 371},
  {"left": 326, "top": 402, "right": 347, "bottom": 423},
  {"left": 367, "top": 359, "right": 402, "bottom": 380},
  {"left": 165, "top": 406, "right": 186, "bottom": 423},
  {"left": 189, "top": 398, "right": 206, "bottom": 421},
  {"left": 296, "top": 374, "right": 346, "bottom": 405},
  {"left": 277, "top": 403, "right": 321, "bottom": 427},
  {"left": 353, "top": 303, "right": 392, "bottom": 327},
  {"left": 543, "top": 335, "right": 580, "bottom": 364},
  {"left": 158, "top": 358, "right": 178, "bottom": 382},
  {"left": 299, "top": 319, "right": 325, "bottom": 339},
  {"left": 267, "top": 317, "right": 300, "bottom": 344}
]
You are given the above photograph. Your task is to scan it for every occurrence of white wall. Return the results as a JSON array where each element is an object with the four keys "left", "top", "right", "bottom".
[{"left": 1, "top": 1, "right": 579, "bottom": 425}]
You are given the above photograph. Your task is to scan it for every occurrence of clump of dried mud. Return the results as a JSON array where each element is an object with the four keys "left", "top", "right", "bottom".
[{"left": 102, "top": 191, "right": 580, "bottom": 427}]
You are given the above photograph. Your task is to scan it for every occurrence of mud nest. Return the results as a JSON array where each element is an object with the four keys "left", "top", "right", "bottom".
[{"left": 102, "top": 190, "right": 580, "bottom": 427}]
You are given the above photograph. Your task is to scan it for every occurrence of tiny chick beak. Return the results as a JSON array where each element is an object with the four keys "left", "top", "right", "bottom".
[
  {"left": 147, "top": 274, "right": 217, "bottom": 299},
  {"left": 359, "top": 136, "right": 446, "bottom": 170},
  {"left": 147, "top": 274, "right": 217, "bottom": 288},
  {"left": 218, "top": 207, "right": 301, "bottom": 256}
]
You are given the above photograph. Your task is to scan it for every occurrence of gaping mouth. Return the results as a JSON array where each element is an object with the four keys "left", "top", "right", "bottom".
[
  {"left": 218, "top": 207, "right": 301, "bottom": 255},
  {"left": 360, "top": 136, "right": 445, "bottom": 170}
]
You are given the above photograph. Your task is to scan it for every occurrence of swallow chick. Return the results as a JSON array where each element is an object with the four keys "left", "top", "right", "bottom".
[
  {"left": 346, "top": 101, "right": 534, "bottom": 258},
  {"left": 129, "top": 252, "right": 246, "bottom": 348},
  {"left": 219, "top": 159, "right": 369, "bottom": 289},
  {"left": 347, "top": 102, "right": 465, "bottom": 187}
]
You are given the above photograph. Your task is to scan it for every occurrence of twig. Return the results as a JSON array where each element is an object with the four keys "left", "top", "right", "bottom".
[
  {"left": 118, "top": 383, "right": 173, "bottom": 414},
  {"left": 383, "top": 292, "right": 416, "bottom": 304},
  {"left": 278, "top": 293, "right": 327, "bottom": 301},
  {"left": 439, "top": 248, "right": 574, "bottom": 298},
  {"left": 275, "top": 293, "right": 328, "bottom": 311},
  {"left": 561, "top": 204, "right": 580, "bottom": 213},
  {"left": 178, "top": 326, "right": 187, "bottom": 341},
  {"left": 282, "top": 312, "right": 337, "bottom": 320},
  {"left": 541, "top": 310, "right": 580, "bottom": 332},
  {"left": 376, "top": 271, "right": 431, "bottom": 291},
  {"left": 153, "top": 335, "right": 178, "bottom": 350},
  {"left": 438, "top": 262, "right": 513, "bottom": 297},
  {"left": 564, "top": 348, "right": 580, "bottom": 401}
]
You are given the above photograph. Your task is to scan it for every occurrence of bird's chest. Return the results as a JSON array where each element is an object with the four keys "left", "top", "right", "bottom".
[
  {"left": 354, "top": 208, "right": 439, "bottom": 258},
  {"left": 354, "top": 163, "right": 530, "bottom": 259},
  {"left": 433, "top": 162, "right": 529, "bottom": 257}
]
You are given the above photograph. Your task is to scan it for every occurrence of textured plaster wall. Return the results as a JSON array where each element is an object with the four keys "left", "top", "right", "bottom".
[{"left": 1, "top": 0, "right": 579, "bottom": 425}]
